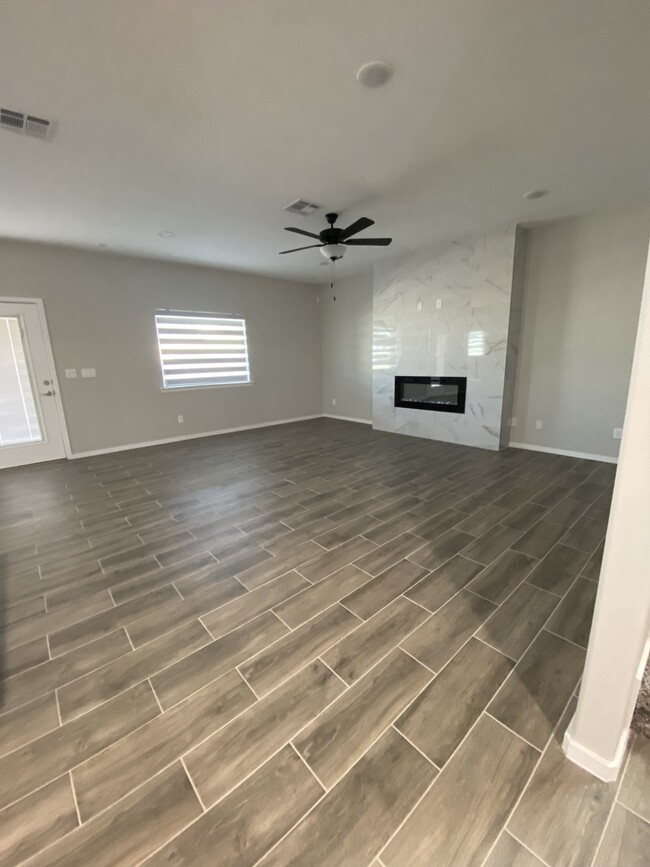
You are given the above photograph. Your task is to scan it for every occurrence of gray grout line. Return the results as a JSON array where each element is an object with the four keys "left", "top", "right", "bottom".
[
  {"left": 68, "top": 770, "right": 84, "bottom": 828},
  {"left": 484, "top": 710, "right": 542, "bottom": 754},
  {"left": 504, "top": 829, "right": 554, "bottom": 867},
  {"left": 180, "top": 755, "right": 207, "bottom": 813}
]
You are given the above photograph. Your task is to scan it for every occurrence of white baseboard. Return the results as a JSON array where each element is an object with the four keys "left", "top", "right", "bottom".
[
  {"left": 69, "top": 415, "right": 323, "bottom": 459},
  {"left": 321, "top": 413, "right": 372, "bottom": 425},
  {"left": 509, "top": 441, "right": 618, "bottom": 464},
  {"left": 563, "top": 720, "right": 629, "bottom": 782}
]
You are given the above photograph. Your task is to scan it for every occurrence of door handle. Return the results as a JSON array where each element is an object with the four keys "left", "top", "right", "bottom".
[{"left": 40, "top": 390, "right": 55, "bottom": 397}]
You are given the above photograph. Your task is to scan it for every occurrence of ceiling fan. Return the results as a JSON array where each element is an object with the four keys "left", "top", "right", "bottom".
[{"left": 279, "top": 212, "right": 392, "bottom": 261}]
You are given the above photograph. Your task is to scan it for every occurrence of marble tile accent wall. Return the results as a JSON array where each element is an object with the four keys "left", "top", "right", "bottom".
[{"left": 372, "top": 226, "right": 522, "bottom": 450}]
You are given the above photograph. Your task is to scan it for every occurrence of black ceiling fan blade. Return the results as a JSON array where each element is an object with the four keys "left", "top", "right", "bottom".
[
  {"left": 345, "top": 237, "right": 392, "bottom": 246},
  {"left": 279, "top": 244, "right": 323, "bottom": 254},
  {"left": 284, "top": 227, "right": 321, "bottom": 240},
  {"left": 340, "top": 217, "right": 375, "bottom": 239}
]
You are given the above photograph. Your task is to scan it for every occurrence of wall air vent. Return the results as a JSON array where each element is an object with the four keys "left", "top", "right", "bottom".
[
  {"left": 0, "top": 108, "right": 55, "bottom": 141},
  {"left": 283, "top": 199, "right": 320, "bottom": 217}
]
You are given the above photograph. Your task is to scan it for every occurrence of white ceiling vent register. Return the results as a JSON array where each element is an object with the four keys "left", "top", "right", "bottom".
[
  {"left": 283, "top": 199, "right": 320, "bottom": 217},
  {"left": 0, "top": 108, "right": 56, "bottom": 141}
]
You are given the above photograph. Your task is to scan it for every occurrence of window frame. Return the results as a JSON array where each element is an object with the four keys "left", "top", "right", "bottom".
[{"left": 154, "top": 309, "right": 253, "bottom": 392}]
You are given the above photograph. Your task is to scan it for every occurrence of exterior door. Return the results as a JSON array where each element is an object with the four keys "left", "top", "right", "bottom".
[{"left": 0, "top": 300, "right": 67, "bottom": 469}]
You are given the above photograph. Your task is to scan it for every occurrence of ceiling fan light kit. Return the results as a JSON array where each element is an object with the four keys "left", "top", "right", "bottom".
[{"left": 279, "top": 212, "right": 392, "bottom": 261}]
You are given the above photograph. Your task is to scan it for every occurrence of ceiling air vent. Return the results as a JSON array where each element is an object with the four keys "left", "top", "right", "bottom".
[
  {"left": 0, "top": 108, "right": 55, "bottom": 141},
  {"left": 283, "top": 199, "right": 320, "bottom": 217}
]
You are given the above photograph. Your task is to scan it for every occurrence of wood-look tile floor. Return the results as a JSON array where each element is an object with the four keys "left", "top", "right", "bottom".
[{"left": 0, "top": 418, "right": 647, "bottom": 866}]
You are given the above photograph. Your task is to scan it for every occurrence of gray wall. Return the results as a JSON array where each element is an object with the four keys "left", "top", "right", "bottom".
[
  {"left": 0, "top": 240, "right": 321, "bottom": 454},
  {"left": 320, "top": 271, "right": 373, "bottom": 422},
  {"left": 511, "top": 208, "right": 650, "bottom": 458}
]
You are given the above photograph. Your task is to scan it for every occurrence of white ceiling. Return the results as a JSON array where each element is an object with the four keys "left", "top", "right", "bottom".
[{"left": 1, "top": 0, "right": 649, "bottom": 283}]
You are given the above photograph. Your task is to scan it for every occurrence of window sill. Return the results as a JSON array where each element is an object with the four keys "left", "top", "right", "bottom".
[{"left": 161, "top": 381, "right": 255, "bottom": 393}]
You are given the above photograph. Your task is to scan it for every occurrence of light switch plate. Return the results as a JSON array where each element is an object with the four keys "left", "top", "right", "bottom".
[
  {"left": 65, "top": 368, "right": 77, "bottom": 379},
  {"left": 81, "top": 368, "right": 96, "bottom": 378},
  {"left": 535, "top": 420, "right": 543, "bottom": 429}
]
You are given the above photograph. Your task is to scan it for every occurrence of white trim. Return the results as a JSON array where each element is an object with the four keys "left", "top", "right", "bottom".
[
  {"left": 322, "top": 414, "right": 372, "bottom": 425},
  {"left": 509, "top": 441, "right": 618, "bottom": 464},
  {"left": 69, "top": 414, "right": 323, "bottom": 459},
  {"left": 563, "top": 719, "right": 629, "bottom": 782},
  {"left": 0, "top": 296, "right": 72, "bottom": 460}
]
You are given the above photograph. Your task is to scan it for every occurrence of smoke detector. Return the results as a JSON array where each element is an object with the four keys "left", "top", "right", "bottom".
[
  {"left": 283, "top": 199, "right": 320, "bottom": 217},
  {"left": 0, "top": 108, "right": 56, "bottom": 141}
]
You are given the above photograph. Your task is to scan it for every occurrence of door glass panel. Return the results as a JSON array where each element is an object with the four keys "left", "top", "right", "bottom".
[{"left": 0, "top": 316, "right": 43, "bottom": 447}]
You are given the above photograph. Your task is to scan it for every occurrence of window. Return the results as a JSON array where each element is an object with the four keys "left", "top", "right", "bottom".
[{"left": 155, "top": 311, "right": 251, "bottom": 389}]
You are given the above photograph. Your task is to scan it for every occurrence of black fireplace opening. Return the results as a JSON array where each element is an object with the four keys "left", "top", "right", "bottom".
[{"left": 394, "top": 376, "right": 467, "bottom": 414}]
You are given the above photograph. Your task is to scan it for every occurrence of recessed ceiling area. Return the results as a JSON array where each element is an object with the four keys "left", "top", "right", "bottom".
[{"left": 1, "top": 0, "right": 649, "bottom": 282}]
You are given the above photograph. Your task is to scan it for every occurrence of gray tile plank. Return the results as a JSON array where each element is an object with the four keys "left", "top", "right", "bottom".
[
  {"left": 26, "top": 763, "right": 201, "bottom": 867},
  {"left": 295, "top": 536, "right": 377, "bottom": 583},
  {"left": 184, "top": 661, "right": 345, "bottom": 807},
  {"left": 408, "top": 528, "right": 476, "bottom": 571},
  {"left": 342, "top": 558, "right": 429, "bottom": 620},
  {"left": 484, "top": 832, "right": 546, "bottom": 866},
  {"left": 526, "top": 544, "right": 589, "bottom": 596},
  {"left": 488, "top": 630, "right": 585, "bottom": 749},
  {"left": 143, "top": 746, "right": 323, "bottom": 867},
  {"left": 0, "top": 681, "right": 159, "bottom": 811},
  {"left": 240, "top": 604, "right": 360, "bottom": 696},
  {"left": 72, "top": 669, "right": 255, "bottom": 820},
  {"left": 395, "top": 638, "right": 513, "bottom": 767},
  {"left": 151, "top": 610, "right": 288, "bottom": 709},
  {"left": 406, "top": 554, "right": 484, "bottom": 612},
  {"left": 0, "top": 775, "right": 78, "bottom": 866},
  {"left": 273, "top": 564, "right": 371, "bottom": 628},
  {"left": 383, "top": 714, "right": 538, "bottom": 867},
  {"left": 513, "top": 519, "right": 568, "bottom": 559},
  {"left": 322, "top": 596, "right": 430, "bottom": 685},
  {"left": 477, "top": 583, "right": 559, "bottom": 660},
  {"left": 509, "top": 705, "right": 618, "bottom": 867},
  {"left": 467, "top": 549, "right": 537, "bottom": 604},
  {"left": 402, "top": 590, "right": 497, "bottom": 672},
  {"left": 57, "top": 619, "right": 211, "bottom": 721},
  {"left": 617, "top": 731, "right": 650, "bottom": 823},
  {"left": 545, "top": 577, "right": 598, "bottom": 648},
  {"left": 593, "top": 803, "right": 650, "bottom": 867},
  {"left": 192, "top": 571, "right": 309, "bottom": 641},
  {"left": 295, "top": 648, "right": 432, "bottom": 787},
  {"left": 257, "top": 729, "right": 436, "bottom": 867}
]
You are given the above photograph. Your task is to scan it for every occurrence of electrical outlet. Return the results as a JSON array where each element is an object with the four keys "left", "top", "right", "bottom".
[
  {"left": 331, "top": 398, "right": 336, "bottom": 406},
  {"left": 81, "top": 368, "right": 96, "bottom": 378},
  {"left": 535, "top": 420, "right": 543, "bottom": 430},
  {"left": 510, "top": 417, "right": 517, "bottom": 428},
  {"left": 65, "top": 369, "right": 77, "bottom": 379},
  {"left": 177, "top": 415, "right": 184, "bottom": 424},
  {"left": 436, "top": 299, "right": 442, "bottom": 310},
  {"left": 613, "top": 427, "right": 623, "bottom": 439}
]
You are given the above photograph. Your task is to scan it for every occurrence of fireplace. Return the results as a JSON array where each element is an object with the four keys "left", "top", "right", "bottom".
[{"left": 394, "top": 376, "right": 467, "bottom": 414}]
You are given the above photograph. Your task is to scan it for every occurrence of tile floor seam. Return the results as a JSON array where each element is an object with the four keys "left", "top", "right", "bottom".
[
  {"left": 179, "top": 755, "right": 207, "bottom": 813},
  {"left": 69, "top": 769, "right": 83, "bottom": 828},
  {"left": 389, "top": 723, "right": 441, "bottom": 772},
  {"left": 588, "top": 734, "right": 635, "bottom": 867},
  {"left": 484, "top": 711, "right": 543, "bottom": 754},
  {"left": 502, "top": 829, "right": 554, "bottom": 867},
  {"left": 500, "top": 688, "right": 584, "bottom": 864}
]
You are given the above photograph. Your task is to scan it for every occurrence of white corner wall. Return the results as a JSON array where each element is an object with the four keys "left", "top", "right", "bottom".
[
  {"left": 564, "top": 233, "right": 650, "bottom": 780},
  {"left": 0, "top": 240, "right": 321, "bottom": 454},
  {"left": 511, "top": 207, "right": 650, "bottom": 459}
]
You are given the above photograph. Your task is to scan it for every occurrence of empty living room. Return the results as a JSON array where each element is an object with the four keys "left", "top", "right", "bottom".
[{"left": 1, "top": 2, "right": 650, "bottom": 865}]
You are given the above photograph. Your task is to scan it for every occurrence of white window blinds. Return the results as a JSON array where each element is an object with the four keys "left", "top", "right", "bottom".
[{"left": 155, "top": 311, "right": 251, "bottom": 389}]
